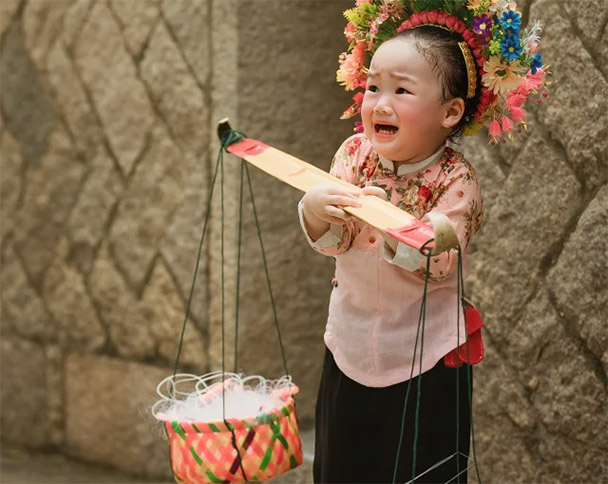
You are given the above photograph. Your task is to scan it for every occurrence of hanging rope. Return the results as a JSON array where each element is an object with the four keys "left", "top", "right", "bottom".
[{"left": 392, "top": 242, "right": 484, "bottom": 484}]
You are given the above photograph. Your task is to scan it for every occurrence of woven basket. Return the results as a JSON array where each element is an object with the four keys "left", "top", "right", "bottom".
[{"left": 164, "top": 397, "right": 303, "bottom": 483}]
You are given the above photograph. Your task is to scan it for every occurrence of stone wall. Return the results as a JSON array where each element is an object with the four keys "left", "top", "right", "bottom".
[{"left": 0, "top": 0, "right": 606, "bottom": 482}]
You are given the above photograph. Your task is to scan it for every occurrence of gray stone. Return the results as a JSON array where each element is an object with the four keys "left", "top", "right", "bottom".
[
  {"left": 140, "top": 20, "right": 208, "bottom": 156},
  {"left": 159, "top": 156, "right": 209, "bottom": 326},
  {"left": 531, "top": 0, "right": 608, "bottom": 189},
  {"left": 61, "top": 0, "right": 95, "bottom": 49},
  {"left": 547, "top": 185, "right": 608, "bottom": 361},
  {"left": 12, "top": 124, "right": 83, "bottom": 283},
  {"left": 74, "top": 0, "right": 155, "bottom": 176},
  {"left": 0, "top": 0, "right": 20, "bottom": 38},
  {"left": 161, "top": 0, "right": 209, "bottom": 87},
  {"left": 0, "top": 337, "right": 49, "bottom": 447},
  {"left": 22, "top": 0, "right": 71, "bottom": 68},
  {"left": 88, "top": 243, "right": 156, "bottom": 360},
  {"left": 42, "top": 238, "right": 106, "bottom": 352},
  {"left": 142, "top": 258, "right": 207, "bottom": 369},
  {"left": 563, "top": 0, "right": 608, "bottom": 47},
  {"left": 64, "top": 353, "right": 173, "bottom": 479},
  {"left": 470, "top": 132, "right": 583, "bottom": 342},
  {"left": 108, "top": 0, "right": 160, "bottom": 57},
  {"left": 0, "top": 129, "right": 22, "bottom": 240},
  {"left": 109, "top": 123, "right": 189, "bottom": 291},
  {"left": 0, "top": 21, "right": 57, "bottom": 169},
  {"left": 45, "top": 39, "right": 103, "bottom": 156},
  {"left": 1, "top": 244, "right": 53, "bottom": 340},
  {"left": 65, "top": 148, "right": 123, "bottom": 274}
]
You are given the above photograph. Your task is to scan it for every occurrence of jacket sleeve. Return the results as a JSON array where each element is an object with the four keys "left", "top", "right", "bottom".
[
  {"left": 383, "top": 160, "right": 484, "bottom": 282},
  {"left": 298, "top": 135, "right": 362, "bottom": 257}
]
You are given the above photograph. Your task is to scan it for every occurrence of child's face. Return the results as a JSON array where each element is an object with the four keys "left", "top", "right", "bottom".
[{"left": 361, "top": 38, "right": 452, "bottom": 163}]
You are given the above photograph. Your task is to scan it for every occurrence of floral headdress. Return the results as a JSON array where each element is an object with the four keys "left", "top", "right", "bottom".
[{"left": 337, "top": 0, "right": 550, "bottom": 144}]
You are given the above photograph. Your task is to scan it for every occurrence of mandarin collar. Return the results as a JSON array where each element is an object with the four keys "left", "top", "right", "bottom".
[{"left": 377, "top": 143, "right": 446, "bottom": 176}]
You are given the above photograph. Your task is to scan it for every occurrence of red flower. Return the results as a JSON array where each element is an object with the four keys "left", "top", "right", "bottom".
[
  {"left": 417, "top": 185, "right": 432, "bottom": 202},
  {"left": 347, "top": 136, "right": 362, "bottom": 154},
  {"left": 360, "top": 159, "right": 376, "bottom": 177}
]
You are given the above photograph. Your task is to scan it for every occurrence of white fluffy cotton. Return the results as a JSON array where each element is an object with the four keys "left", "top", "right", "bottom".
[{"left": 152, "top": 372, "right": 298, "bottom": 423}]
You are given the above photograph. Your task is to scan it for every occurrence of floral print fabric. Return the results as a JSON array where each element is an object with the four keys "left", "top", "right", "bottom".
[{"left": 321, "top": 133, "right": 484, "bottom": 282}]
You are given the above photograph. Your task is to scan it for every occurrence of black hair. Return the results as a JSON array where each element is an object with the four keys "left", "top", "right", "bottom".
[{"left": 387, "top": 26, "right": 481, "bottom": 143}]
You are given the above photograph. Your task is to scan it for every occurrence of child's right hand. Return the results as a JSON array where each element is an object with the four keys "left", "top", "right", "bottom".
[{"left": 301, "top": 185, "right": 361, "bottom": 241}]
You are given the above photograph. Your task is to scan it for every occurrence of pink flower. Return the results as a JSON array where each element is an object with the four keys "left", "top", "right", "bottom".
[
  {"left": 336, "top": 42, "right": 366, "bottom": 91},
  {"left": 489, "top": 119, "right": 503, "bottom": 140},
  {"left": 501, "top": 116, "right": 514, "bottom": 133},
  {"left": 345, "top": 22, "right": 357, "bottom": 42},
  {"left": 356, "top": 0, "right": 372, "bottom": 5},
  {"left": 352, "top": 91, "right": 365, "bottom": 105},
  {"left": 509, "top": 105, "right": 527, "bottom": 122},
  {"left": 354, "top": 121, "right": 364, "bottom": 133},
  {"left": 506, "top": 92, "right": 526, "bottom": 108}
]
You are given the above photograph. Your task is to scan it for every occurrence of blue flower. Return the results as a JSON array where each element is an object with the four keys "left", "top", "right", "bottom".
[
  {"left": 530, "top": 53, "right": 543, "bottom": 74},
  {"left": 500, "top": 10, "right": 521, "bottom": 31},
  {"left": 501, "top": 35, "right": 523, "bottom": 61}
]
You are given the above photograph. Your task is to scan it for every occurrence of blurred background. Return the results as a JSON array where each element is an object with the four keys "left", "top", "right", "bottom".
[{"left": 0, "top": 0, "right": 605, "bottom": 482}]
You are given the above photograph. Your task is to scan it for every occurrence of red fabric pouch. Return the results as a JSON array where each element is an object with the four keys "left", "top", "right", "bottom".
[{"left": 444, "top": 303, "right": 484, "bottom": 368}]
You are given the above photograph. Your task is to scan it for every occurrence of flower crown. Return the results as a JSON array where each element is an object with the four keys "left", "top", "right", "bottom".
[{"left": 337, "top": 0, "right": 550, "bottom": 144}]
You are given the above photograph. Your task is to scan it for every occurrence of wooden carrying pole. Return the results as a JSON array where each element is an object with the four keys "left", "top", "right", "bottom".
[{"left": 217, "top": 119, "right": 458, "bottom": 255}]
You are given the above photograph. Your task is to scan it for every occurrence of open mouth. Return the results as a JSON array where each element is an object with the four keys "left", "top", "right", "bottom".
[{"left": 374, "top": 123, "right": 398, "bottom": 135}]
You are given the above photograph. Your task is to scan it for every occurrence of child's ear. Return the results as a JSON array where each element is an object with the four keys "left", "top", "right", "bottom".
[{"left": 441, "top": 98, "right": 465, "bottom": 129}]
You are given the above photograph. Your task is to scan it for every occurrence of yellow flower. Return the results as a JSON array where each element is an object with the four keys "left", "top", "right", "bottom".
[{"left": 482, "top": 57, "right": 523, "bottom": 95}]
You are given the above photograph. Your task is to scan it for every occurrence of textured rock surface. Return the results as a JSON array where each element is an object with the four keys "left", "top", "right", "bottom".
[
  {"left": 0, "top": 0, "right": 606, "bottom": 482},
  {"left": 64, "top": 353, "right": 171, "bottom": 478}
]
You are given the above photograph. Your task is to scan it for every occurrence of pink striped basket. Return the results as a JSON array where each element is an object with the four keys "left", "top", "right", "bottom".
[{"left": 163, "top": 397, "right": 303, "bottom": 483}]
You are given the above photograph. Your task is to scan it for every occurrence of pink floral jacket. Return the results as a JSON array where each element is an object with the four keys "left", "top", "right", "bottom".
[
  {"left": 298, "top": 134, "right": 484, "bottom": 385},
  {"left": 321, "top": 133, "right": 483, "bottom": 282}
]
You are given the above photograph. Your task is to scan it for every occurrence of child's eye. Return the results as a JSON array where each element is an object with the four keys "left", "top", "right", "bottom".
[
  {"left": 367, "top": 85, "right": 379, "bottom": 92},
  {"left": 396, "top": 87, "right": 410, "bottom": 94}
]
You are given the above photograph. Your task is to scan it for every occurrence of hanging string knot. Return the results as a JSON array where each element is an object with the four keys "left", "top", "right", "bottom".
[{"left": 220, "top": 129, "right": 247, "bottom": 151}]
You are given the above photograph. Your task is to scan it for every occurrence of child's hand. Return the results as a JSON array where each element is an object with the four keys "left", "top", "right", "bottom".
[
  {"left": 302, "top": 184, "right": 362, "bottom": 225},
  {"left": 361, "top": 186, "right": 388, "bottom": 201},
  {"left": 301, "top": 185, "right": 361, "bottom": 242}
]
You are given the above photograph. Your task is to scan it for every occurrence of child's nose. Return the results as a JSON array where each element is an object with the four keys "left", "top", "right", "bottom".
[{"left": 373, "top": 99, "right": 392, "bottom": 115}]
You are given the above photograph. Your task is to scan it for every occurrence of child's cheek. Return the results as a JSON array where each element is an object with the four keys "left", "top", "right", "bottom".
[{"left": 361, "top": 97, "right": 374, "bottom": 137}]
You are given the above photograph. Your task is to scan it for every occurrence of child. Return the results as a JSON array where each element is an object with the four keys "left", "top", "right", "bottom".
[{"left": 299, "top": 2, "right": 547, "bottom": 482}]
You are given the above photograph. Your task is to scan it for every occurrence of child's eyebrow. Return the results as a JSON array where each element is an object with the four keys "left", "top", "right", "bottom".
[{"left": 367, "top": 70, "right": 416, "bottom": 83}]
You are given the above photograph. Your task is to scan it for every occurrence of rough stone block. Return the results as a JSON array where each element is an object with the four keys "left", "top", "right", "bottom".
[
  {"left": 142, "top": 258, "right": 207, "bottom": 369},
  {"left": 0, "top": 0, "right": 20, "bottom": 38},
  {"left": 74, "top": 0, "right": 155, "bottom": 176},
  {"left": 88, "top": 243, "right": 156, "bottom": 360},
  {"left": 0, "top": 21, "right": 57, "bottom": 170},
  {"left": 109, "top": 123, "right": 190, "bottom": 291},
  {"left": 0, "top": 337, "right": 49, "bottom": 447},
  {"left": 140, "top": 20, "right": 208, "bottom": 156},
  {"left": 12, "top": 124, "right": 83, "bottom": 283},
  {"left": 0, "top": 129, "right": 22, "bottom": 240},
  {"left": 469, "top": 132, "right": 583, "bottom": 341},
  {"left": 42, "top": 238, "right": 106, "bottom": 352},
  {"left": 546, "top": 185, "right": 607, "bottom": 362},
  {"left": 1, "top": 245, "right": 53, "bottom": 340},
  {"left": 65, "top": 148, "right": 123, "bottom": 274},
  {"left": 161, "top": 0, "right": 210, "bottom": 87},
  {"left": 531, "top": 0, "right": 608, "bottom": 189},
  {"left": 22, "top": 0, "right": 71, "bottom": 68},
  {"left": 64, "top": 353, "right": 172, "bottom": 479},
  {"left": 45, "top": 39, "right": 103, "bottom": 157},
  {"left": 108, "top": 0, "right": 160, "bottom": 57}
]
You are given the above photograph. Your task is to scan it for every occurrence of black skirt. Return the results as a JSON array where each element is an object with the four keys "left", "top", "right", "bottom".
[{"left": 313, "top": 348, "right": 472, "bottom": 484}]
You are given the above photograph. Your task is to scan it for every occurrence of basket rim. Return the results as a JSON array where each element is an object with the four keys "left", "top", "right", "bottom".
[{"left": 158, "top": 395, "right": 297, "bottom": 433}]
